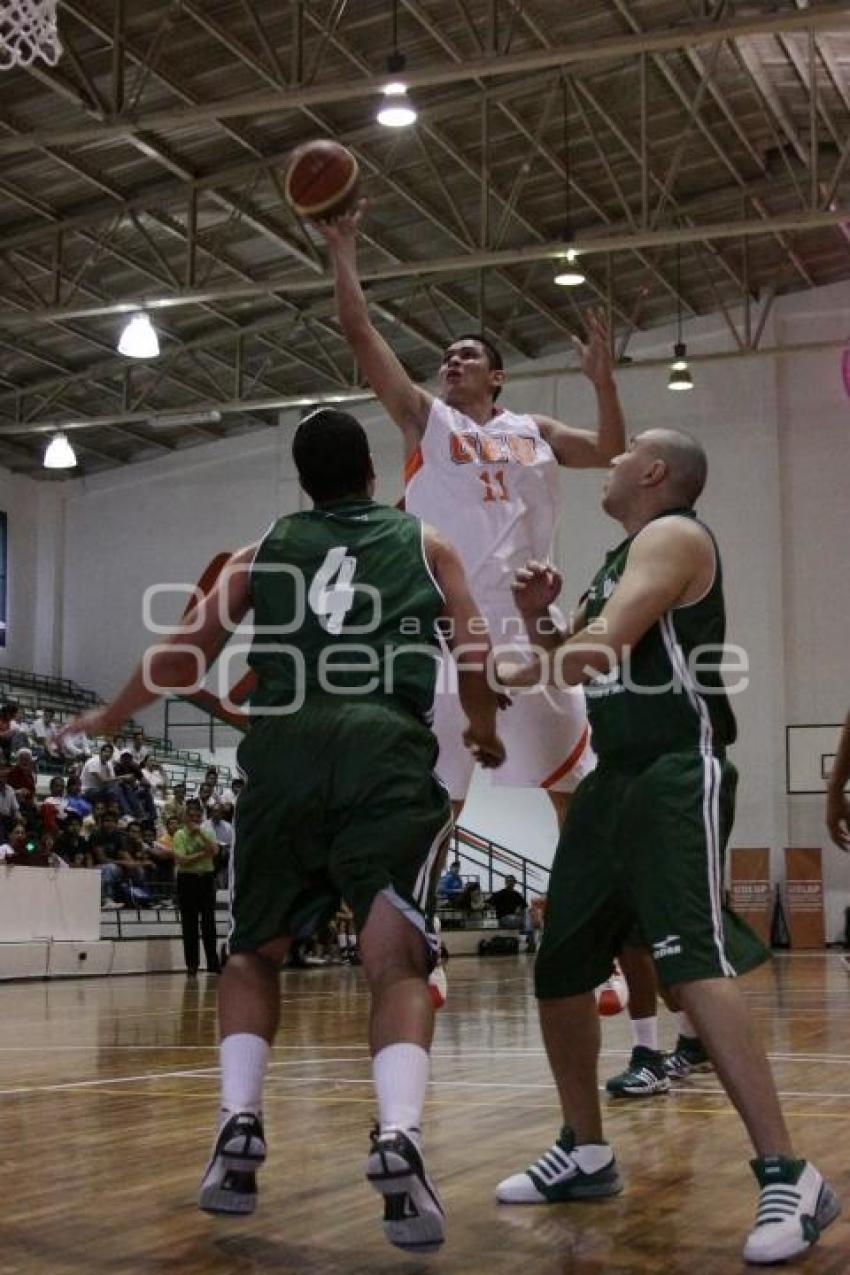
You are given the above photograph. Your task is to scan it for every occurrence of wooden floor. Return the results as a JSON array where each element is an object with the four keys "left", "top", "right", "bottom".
[{"left": 2, "top": 953, "right": 849, "bottom": 1274}]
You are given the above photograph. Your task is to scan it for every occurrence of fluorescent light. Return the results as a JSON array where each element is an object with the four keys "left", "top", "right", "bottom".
[
  {"left": 43, "top": 433, "right": 77, "bottom": 469},
  {"left": 118, "top": 313, "right": 160, "bottom": 359},
  {"left": 377, "top": 83, "right": 417, "bottom": 128},
  {"left": 148, "top": 410, "right": 222, "bottom": 428},
  {"left": 668, "top": 366, "right": 694, "bottom": 392},
  {"left": 553, "top": 247, "right": 585, "bottom": 287}
]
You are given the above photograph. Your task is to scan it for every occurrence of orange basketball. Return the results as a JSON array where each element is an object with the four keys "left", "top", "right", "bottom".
[
  {"left": 595, "top": 969, "right": 629, "bottom": 1017},
  {"left": 284, "top": 140, "right": 360, "bottom": 220}
]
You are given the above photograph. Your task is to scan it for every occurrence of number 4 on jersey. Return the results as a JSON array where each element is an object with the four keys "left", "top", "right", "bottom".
[{"left": 308, "top": 546, "right": 357, "bottom": 634}]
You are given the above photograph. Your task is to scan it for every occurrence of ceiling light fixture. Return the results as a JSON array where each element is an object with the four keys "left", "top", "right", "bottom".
[
  {"left": 118, "top": 312, "right": 160, "bottom": 359},
  {"left": 43, "top": 432, "right": 77, "bottom": 469},
  {"left": 553, "top": 76, "right": 585, "bottom": 288},
  {"left": 377, "top": 2, "right": 417, "bottom": 128},
  {"left": 667, "top": 244, "right": 694, "bottom": 392}
]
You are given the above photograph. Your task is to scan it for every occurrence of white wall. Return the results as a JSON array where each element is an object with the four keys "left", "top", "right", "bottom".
[{"left": 21, "top": 278, "right": 850, "bottom": 934}]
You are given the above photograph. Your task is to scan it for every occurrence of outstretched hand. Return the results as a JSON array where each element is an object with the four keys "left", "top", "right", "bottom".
[
  {"left": 56, "top": 707, "right": 116, "bottom": 747},
  {"left": 314, "top": 197, "right": 368, "bottom": 252},
  {"left": 511, "top": 560, "right": 563, "bottom": 617},
  {"left": 572, "top": 307, "right": 614, "bottom": 388}
]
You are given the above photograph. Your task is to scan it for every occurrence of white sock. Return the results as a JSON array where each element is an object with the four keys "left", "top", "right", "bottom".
[
  {"left": 677, "top": 1011, "right": 698, "bottom": 1039},
  {"left": 572, "top": 1143, "right": 613, "bottom": 1173},
  {"left": 373, "top": 1043, "right": 429, "bottom": 1137},
  {"left": 631, "top": 1015, "right": 659, "bottom": 1051},
  {"left": 219, "top": 1032, "right": 270, "bottom": 1116}
]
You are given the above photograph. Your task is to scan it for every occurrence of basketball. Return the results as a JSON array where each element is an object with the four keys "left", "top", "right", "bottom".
[
  {"left": 595, "top": 969, "right": 629, "bottom": 1016},
  {"left": 284, "top": 140, "right": 360, "bottom": 220}
]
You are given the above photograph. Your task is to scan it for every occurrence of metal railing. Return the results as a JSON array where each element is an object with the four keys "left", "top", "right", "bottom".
[{"left": 451, "top": 824, "right": 550, "bottom": 899}]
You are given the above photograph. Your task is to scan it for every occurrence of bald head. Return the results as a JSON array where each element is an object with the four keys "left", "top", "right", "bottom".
[{"left": 641, "top": 428, "right": 707, "bottom": 507}]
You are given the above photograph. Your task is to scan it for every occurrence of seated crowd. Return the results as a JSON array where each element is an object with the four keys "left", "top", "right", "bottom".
[{"left": 0, "top": 701, "right": 239, "bottom": 911}]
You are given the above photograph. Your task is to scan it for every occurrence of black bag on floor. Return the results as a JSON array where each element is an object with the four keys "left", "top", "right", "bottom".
[{"left": 478, "top": 935, "right": 520, "bottom": 956}]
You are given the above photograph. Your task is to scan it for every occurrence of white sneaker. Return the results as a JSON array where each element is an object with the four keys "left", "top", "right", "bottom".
[
  {"left": 743, "top": 1157, "right": 840, "bottom": 1264},
  {"left": 496, "top": 1126, "right": 622, "bottom": 1204},
  {"left": 199, "top": 1111, "right": 266, "bottom": 1215},
  {"left": 427, "top": 964, "right": 448, "bottom": 1010},
  {"left": 366, "top": 1127, "right": 444, "bottom": 1252},
  {"left": 102, "top": 898, "right": 124, "bottom": 910}
]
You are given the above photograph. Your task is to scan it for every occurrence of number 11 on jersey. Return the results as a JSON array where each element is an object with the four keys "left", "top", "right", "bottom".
[{"left": 479, "top": 468, "right": 509, "bottom": 503}]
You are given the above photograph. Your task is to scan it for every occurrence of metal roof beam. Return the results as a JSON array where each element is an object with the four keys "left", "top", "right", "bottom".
[{"left": 4, "top": 3, "right": 848, "bottom": 155}]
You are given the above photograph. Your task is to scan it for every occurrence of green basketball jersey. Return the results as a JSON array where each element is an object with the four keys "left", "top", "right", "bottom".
[
  {"left": 582, "top": 508, "right": 737, "bottom": 764},
  {"left": 247, "top": 498, "right": 444, "bottom": 720}
]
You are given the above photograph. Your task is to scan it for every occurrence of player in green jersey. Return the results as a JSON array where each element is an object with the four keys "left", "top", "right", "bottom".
[
  {"left": 62, "top": 409, "right": 505, "bottom": 1253},
  {"left": 494, "top": 428, "right": 839, "bottom": 1266}
]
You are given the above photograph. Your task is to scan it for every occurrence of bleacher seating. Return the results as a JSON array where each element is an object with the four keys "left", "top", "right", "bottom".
[{"left": 0, "top": 666, "right": 232, "bottom": 788}]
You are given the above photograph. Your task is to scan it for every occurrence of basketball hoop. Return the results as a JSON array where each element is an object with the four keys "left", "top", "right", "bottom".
[{"left": 0, "top": 0, "right": 61, "bottom": 70}]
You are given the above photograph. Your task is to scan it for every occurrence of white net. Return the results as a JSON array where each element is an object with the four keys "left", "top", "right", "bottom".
[{"left": 0, "top": 0, "right": 61, "bottom": 70}]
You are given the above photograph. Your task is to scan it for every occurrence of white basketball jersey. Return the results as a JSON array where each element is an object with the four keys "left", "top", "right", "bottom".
[{"left": 405, "top": 398, "right": 560, "bottom": 604}]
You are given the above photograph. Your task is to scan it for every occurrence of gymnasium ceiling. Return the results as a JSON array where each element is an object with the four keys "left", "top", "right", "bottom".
[{"left": 0, "top": 0, "right": 849, "bottom": 476}]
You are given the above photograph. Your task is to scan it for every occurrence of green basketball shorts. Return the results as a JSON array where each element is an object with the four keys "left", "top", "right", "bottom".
[
  {"left": 534, "top": 750, "right": 769, "bottom": 999},
  {"left": 227, "top": 699, "right": 452, "bottom": 955}
]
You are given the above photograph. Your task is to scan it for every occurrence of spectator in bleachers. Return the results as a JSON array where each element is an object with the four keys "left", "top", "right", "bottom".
[
  {"left": 0, "top": 821, "right": 27, "bottom": 863},
  {"left": 81, "top": 743, "right": 121, "bottom": 805},
  {"left": 0, "top": 702, "right": 28, "bottom": 762},
  {"left": 64, "top": 775, "right": 93, "bottom": 822},
  {"left": 41, "top": 775, "right": 70, "bottom": 833},
  {"left": 196, "top": 781, "right": 216, "bottom": 818},
  {"left": 114, "top": 750, "right": 157, "bottom": 822},
  {"left": 89, "top": 810, "right": 145, "bottom": 908},
  {"left": 128, "top": 730, "right": 147, "bottom": 764},
  {"left": 458, "top": 879, "right": 485, "bottom": 920},
  {"left": 58, "top": 723, "right": 91, "bottom": 763},
  {"left": 485, "top": 875, "right": 536, "bottom": 951},
  {"left": 203, "top": 766, "right": 222, "bottom": 797},
  {"left": 31, "top": 709, "right": 62, "bottom": 761},
  {"left": 0, "top": 763, "right": 21, "bottom": 839},
  {"left": 219, "top": 774, "right": 243, "bottom": 809},
  {"left": 8, "top": 747, "right": 37, "bottom": 803},
  {"left": 140, "top": 754, "right": 167, "bottom": 802},
  {"left": 437, "top": 859, "right": 464, "bottom": 902},
  {"left": 162, "top": 781, "right": 187, "bottom": 823},
  {"left": 16, "top": 787, "right": 42, "bottom": 839},
  {"left": 56, "top": 814, "right": 91, "bottom": 867},
  {"left": 203, "top": 802, "right": 233, "bottom": 888},
  {"left": 172, "top": 804, "right": 220, "bottom": 976}
]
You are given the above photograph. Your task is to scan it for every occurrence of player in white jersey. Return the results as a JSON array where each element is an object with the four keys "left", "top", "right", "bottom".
[{"left": 320, "top": 203, "right": 624, "bottom": 820}]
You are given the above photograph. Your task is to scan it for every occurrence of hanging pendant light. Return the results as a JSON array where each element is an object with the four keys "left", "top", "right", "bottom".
[
  {"left": 118, "top": 312, "right": 160, "bottom": 359},
  {"left": 553, "top": 76, "right": 585, "bottom": 288},
  {"left": 377, "top": 3, "right": 417, "bottom": 128},
  {"left": 43, "top": 433, "right": 77, "bottom": 469},
  {"left": 667, "top": 245, "right": 694, "bottom": 391}
]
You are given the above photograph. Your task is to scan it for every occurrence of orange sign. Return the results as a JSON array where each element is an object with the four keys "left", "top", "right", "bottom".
[
  {"left": 729, "top": 848, "right": 771, "bottom": 945},
  {"left": 784, "top": 847, "right": 825, "bottom": 949}
]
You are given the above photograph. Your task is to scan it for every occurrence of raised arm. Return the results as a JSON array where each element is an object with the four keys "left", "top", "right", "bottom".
[
  {"left": 501, "top": 518, "right": 712, "bottom": 689},
  {"left": 534, "top": 308, "right": 625, "bottom": 468},
  {"left": 58, "top": 543, "right": 257, "bottom": 742},
  {"left": 423, "top": 526, "right": 505, "bottom": 770},
  {"left": 827, "top": 710, "right": 850, "bottom": 851},
  {"left": 318, "top": 202, "right": 432, "bottom": 451}
]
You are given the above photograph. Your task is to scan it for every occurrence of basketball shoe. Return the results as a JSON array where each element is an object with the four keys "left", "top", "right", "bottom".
[
  {"left": 663, "top": 1034, "right": 712, "bottom": 1079},
  {"left": 605, "top": 1046, "right": 670, "bottom": 1098},
  {"left": 366, "top": 1126, "right": 445, "bottom": 1252},
  {"left": 495, "top": 1126, "right": 622, "bottom": 1203},
  {"left": 199, "top": 1111, "right": 266, "bottom": 1215},
  {"left": 743, "top": 1157, "right": 840, "bottom": 1264}
]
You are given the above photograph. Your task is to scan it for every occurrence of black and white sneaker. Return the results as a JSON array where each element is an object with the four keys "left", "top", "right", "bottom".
[
  {"left": 605, "top": 1046, "right": 670, "bottom": 1098},
  {"left": 743, "top": 1157, "right": 840, "bottom": 1264},
  {"left": 663, "top": 1034, "right": 713, "bottom": 1079},
  {"left": 199, "top": 1111, "right": 266, "bottom": 1215},
  {"left": 366, "top": 1126, "right": 445, "bottom": 1252}
]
